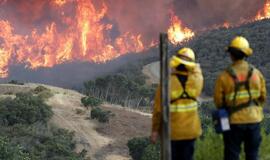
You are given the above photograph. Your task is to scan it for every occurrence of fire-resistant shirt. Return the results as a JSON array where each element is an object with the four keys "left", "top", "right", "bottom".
[
  {"left": 214, "top": 60, "right": 266, "bottom": 124},
  {"left": 152, "top": 64, "right": 203, "bottom": 140}
]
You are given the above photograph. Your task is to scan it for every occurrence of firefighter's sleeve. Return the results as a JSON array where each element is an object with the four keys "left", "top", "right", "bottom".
[
  {"left": 190, "top": 64, "right": 204, "bottom": 97},
  {"left": 152, "top": 86, "right": 162, "bottom": 132},
  {"left": 258, "top": 71, "right": 267, "bottom": 106},
  {"left": 214, "top": 74, "right": 224, "bottom": 108},
  {"left": 196, "top": 65, "right": 204, "bottom": 97}
]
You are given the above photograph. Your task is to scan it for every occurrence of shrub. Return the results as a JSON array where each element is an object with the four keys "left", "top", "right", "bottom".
[
  {"left": 127, "top": 129, "right": 270, "bottom": 160},
  {"left": 32, "top": 86, "right": 53, "bottom": 100},
  {"left": 0, "top": 92, "right": 53, "bottom": 126},
  {"left": 195, "top": 128, "right": 224, "bottom": 160},
  {"left": 141, "top": 144, "right": 160, "bottom": 160},
  {"left": 8, "top": 80, "right": 24, "bottom": 85},
  {"left": 0, "top": 136, "right": 30, "bottom": 160},
  {"left": 75, "top": 108, "right": 85, "bottom": 115},
  {"left": 127, "top": 137, "right": 151, "bottom": 160},
  {"left": 90, "top": 107, "right": 113, "bottom": 123},
  {"left": 0, "top": 124, "right": 85, "bottom": 160},
  {"left": 33, "top": 85, "right": 50, "bottom": 94},
  {"left": 260, "top": 130, "right": 270, "bottom": 159},
  {"left": 0, "top": 92, "right": 85, "bottom": 160},
  {"left": 261, "top": 115, "right": 270, "bottom": 134},
  {"left": 37, "top": 90, "right": 54, "bottom": 100},
  {"left": 81, "top": 96, "right": 103, "bottom": 108}
]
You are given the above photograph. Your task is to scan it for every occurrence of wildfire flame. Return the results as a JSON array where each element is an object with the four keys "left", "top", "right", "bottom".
[
  {"left": 222, "top": 22, "right": 230, "bottom": 29},
  {"left": 0, "top": 0, "right": 269, "bottom": 78},
  {"left": 167, "top": 13, "right": 195, "bottom": 45},
  {"left": 53, "top": 0, "right": 67, "bottom": 6},
  {"left": 0, "top": 0, "right": 147, "bottom": 77},
  {"left": 256, "top": 0, "right": 270, "bottom": 20}
]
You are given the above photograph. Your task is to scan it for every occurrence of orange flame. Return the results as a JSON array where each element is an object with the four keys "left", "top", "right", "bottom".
[
  {"left": 223, "top": 21, "right": 230, "bottom": 29},
  {"left": 53, "top": 0, "right": 67, "bottom": 6},
  {"left": 167, "top": 13, "right": 195, "bottom": 45},
  {"left": 0, "top": 0, "right": 148, "bottom": 78},
  {"left": 256, "top": 0, "right": 270, "bottom": 20}
]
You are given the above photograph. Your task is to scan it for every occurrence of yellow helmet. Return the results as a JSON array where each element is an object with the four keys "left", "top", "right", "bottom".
[
  {"left": 228, "top": 36, "right": 253, "bottom": 56},
  {"left": 170, "top": 48, "right": 196, "bottom": 68}
]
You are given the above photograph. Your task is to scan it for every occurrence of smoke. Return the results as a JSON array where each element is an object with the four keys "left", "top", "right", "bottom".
[
  {"left": 0, "top": 0, "right": 265, "bottom": 37},
  {"left": 172, "top": 0, "right": 265, "bottom": 29},
  {"left": 0, "top": 0, "right": 268, "bottom": 87},
  {"left": 104, "top": 0, "right": 173, "bottom": 43},
  {"left": 0, "top": 0, "right": 76, "bottom": 34}
]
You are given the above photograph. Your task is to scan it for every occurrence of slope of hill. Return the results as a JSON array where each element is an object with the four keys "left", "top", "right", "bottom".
[
  {"left": 0, "top": 83, "right": 151, "bottom": 160},
  {"left": 179, "top": 19, "right": 270, "bottom": 98},
  {"left": 1, "top": 46, "right": 158, "bottom": 89},
  {"left": 141, "top": 19, "right": 270, "bottom": 105}
]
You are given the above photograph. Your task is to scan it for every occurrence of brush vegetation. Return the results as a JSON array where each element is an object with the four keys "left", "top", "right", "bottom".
[
  {"left": 128, "top": 102, "right": 270, "bottom": 160},
  {"left": 83, "top": 19, "right": 270, "bottom": 112},
  {"left": 83, "top": 62, "right": 156, "bottom": 109},
  {"left": 0, "top": 92, "right": 85, "bottom": 160}
]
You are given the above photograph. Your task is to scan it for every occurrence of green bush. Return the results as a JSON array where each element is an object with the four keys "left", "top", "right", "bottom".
[
  {"left": 0, "top": 124, "right": 84, "bottom": 160},
  {"left": 0, "top": 92, "right": 53, "bottom": 126},
  {"left": 33, "top": 85, "right": 50, "bottom": 94},
  {"left": 33, "top": 86, "right": 53, "bottom": 100},
  {"left": 127, "top": 129, "right": 270, "bottom": 160},
  {"left": 81, "top": 96, "right": 103, "bottom": 108},
  {"left": 260, "top": 130, "right": 270, "bottom": 160},
  {"left": 127, "top": 137, "right": 151, "bottom": 160},
  {"left": 90, "top": 107, "right": 113, "bottom": 123},
  {"left": 0, "top": 92, "right": 86, "bottom": 160},
  {"left": 8, "top": 80, "right": 24, "bottom": 85},
  {"left": 0, "top": 136, "right": 30, "bottom": 160},
  {"left": 83, "top": 64, "right": 156, "bottom": 108},
  {"left": 141, "top": 144, "right": 160, "bottom": 160},
  {"left": 75, "top": 108, "right": 85, "bottom": 115},
  {"left": 261, "top": 116, "right": 270, "bottom": 134},
  {"left": 37, "top": 90, "right": 54, "bottom": 100},
  {"left": 195, "top": 128, "right": 224, "bottom": 160}
]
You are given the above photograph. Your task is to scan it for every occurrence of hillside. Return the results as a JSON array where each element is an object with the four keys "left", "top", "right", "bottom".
[
  {"left": 141, "top": 19, "right": 270, "bottom": 105},
  {"left": 0, "top": 46, "right": 158, "bottom": 89},
  {"left": 0, "top": 83, "right": 151, "bottom": 160},
  {"left": 180, "top": 19, "right": 270, "bottom": 98}
]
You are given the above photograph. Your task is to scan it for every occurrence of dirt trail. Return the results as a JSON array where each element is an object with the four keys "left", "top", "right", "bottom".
[
  {"left": 47, "top": 89, "right": 151, "bottom": 160},
  {"left": 47, "top": 93, "right": 110, "bottom": 159},
  {"left": 0, "top": 83, "right": 147, "bottom": 160},
  {"left": 46, "top": 90, "right": 133, "bottom": 160}
]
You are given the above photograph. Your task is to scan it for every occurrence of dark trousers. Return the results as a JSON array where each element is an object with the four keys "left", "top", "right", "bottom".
[
  {"left": 223, "top": 123, "right": 261, "bottom": 160},
  {"left": 171, "top": 139, "right": 195, "bottom": 160}
]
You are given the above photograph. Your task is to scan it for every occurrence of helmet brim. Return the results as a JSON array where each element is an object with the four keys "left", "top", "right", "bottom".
[
  {"left": 170, "top": 56, "right": 196, "bottom": 68},
  {"left": 226, "top": 46, "right": 253, "bottom": 56}
]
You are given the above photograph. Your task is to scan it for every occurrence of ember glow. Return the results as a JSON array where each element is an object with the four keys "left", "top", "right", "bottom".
[{"left": 168, "top": 13, "right": 195, "bottom": 45}]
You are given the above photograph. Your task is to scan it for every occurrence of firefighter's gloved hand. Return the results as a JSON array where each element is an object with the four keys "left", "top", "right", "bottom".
[{"left": 150, "top": 131, "right": 159, "bottom": 144}]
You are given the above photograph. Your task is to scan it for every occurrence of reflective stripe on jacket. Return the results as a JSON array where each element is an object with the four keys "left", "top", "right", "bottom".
[
  {"left": 170, "top": 101, "right": 198, "bottom": 112},
  {"left": 214, "top": 60, "right": 266, "bottom": 124},
  {"left": 152, "top": 64, "right": 203, "bottom": 140}
]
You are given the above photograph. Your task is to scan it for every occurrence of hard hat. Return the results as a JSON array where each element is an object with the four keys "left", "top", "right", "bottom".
[
  {"left": 170, "top": 48, "right": 196, "bottom": 68},
  {"left": 227, "top": 36, "right": 253, "bottom": 56}
]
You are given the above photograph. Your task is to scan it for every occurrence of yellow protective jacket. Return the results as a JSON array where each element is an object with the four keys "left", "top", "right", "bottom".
[
  {"left": 214, "top": 60, "right": 266, "bottom": 124},
  {"left": 152, "top": 64, "right": 203, "bottom": 140}
]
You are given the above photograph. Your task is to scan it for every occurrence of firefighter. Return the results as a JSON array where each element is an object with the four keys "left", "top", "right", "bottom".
[
  {"left": 214, "top": 36, "right": 266, "bottom": 160},
  {"left": 151, "top": 48, "right": 203, "bottom": 160}
]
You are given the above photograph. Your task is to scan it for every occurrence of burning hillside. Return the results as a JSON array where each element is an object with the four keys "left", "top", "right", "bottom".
[{"left": 0, "top": 0, "right": 269, "bottom": 78}]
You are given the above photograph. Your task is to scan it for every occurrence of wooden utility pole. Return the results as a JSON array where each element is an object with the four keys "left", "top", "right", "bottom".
[{"left": 160, "top": 33, "right": 171, "bottom": 160}]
